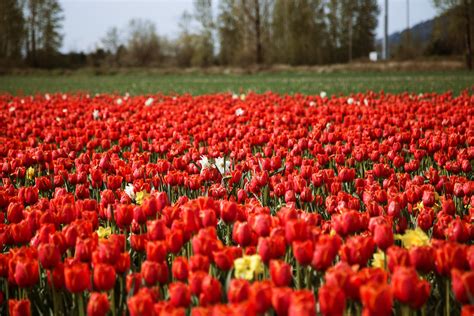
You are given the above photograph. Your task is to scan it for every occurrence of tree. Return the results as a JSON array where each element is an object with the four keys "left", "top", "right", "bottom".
[
  {"left": 324, "top": 0, "right": 379, "bottom": 63},
  {"left": 272, "top": 0, "right": 327, "bottom": 65},
  {"left": 217, "top": 0, "right": 244, "bottom": 65},
  {"left": 192, "top": 0, "right": 215, "bottom": 67},
  {"left": 352, "top": 0, "right": 379, "bottom": 60},
  {"left": 126, "top": 19, "right": 160, "bottom": 66},
  {"left": 24, "top": 0, "right": 64, "bottom": 66},
  {"left": 175, "top": 11, "right": 196, "bottom": 67},
  {"left": 102, "top": 27, "right": 121, "bottom": 56},
  {"left": 432, "top": 0, "right": 473, "bottom": 70},
  {"left": 0, "top": 0, "right": 25, "bottom": 62},
  {"left": 241, "top": 0, "right": 273, "bottom": 64},
  {"left": 101, "top": 26, "right": 123, "bottom": 66}
]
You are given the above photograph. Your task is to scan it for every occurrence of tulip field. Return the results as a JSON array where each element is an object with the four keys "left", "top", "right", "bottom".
[{"left": 0, "top": 90, "right": 473, "bottom": 316}]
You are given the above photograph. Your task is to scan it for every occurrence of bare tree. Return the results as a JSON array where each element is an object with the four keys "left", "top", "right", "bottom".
[
  {"left": 126, "top": 19, "right": 160, "bottom": 66},
  {"left": 433, "top": 0, "right": 473, "bottom": 70}
]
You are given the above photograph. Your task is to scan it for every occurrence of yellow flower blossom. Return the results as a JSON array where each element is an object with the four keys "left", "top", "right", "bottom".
[
  {"left": 135, "top": 191, "right": 150, "bottom": 205},
  {"left": 234, "top": 254, "right": 264, "bottom": 281},
  {"left": 395, "top": 227, "right": 430, "bottom": 249},
  {"left": 372, "top": 250, "right": 386, "bottom": 269},
  {"left": 26, "top": 167, "right": 35, "bottom": 180},
  {"left": 97, "top": 226, "right": 112, "bottom": 239},
  {"left": 413, "top": 201, "right": 424, "bottom": 212}
]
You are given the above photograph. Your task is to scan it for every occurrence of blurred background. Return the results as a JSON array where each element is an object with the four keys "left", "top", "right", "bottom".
[
  {"left": 1, "top": 0, "right": 472, "bottom": 70},
  {"left": 1, "top": 0, "right": 473, "bottom": 96}
]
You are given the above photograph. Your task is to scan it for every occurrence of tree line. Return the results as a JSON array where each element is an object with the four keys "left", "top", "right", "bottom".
[
  {"left": 0, "top": 0, "right": 63, "bottom": 68},
  {"left": 90, "top": 0, "right": 380, "bottom": 68},
  {"left": 0, "top": 0, "right": 472, "bottom": 69}
]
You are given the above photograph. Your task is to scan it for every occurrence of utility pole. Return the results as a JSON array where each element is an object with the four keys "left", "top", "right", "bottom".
[
  {"left": 405, "top": 0, "right": 411, "bottom": 57},
  {"left": 383, "top": 0, "right": 389, "bottom": 60},
  {"left": 406, "top": 0, "right": 410, "bottom": 30}
]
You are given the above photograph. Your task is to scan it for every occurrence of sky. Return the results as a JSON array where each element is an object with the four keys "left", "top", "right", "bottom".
[{"left": 60, "top": 0, "right": 439, "bottom": 53}]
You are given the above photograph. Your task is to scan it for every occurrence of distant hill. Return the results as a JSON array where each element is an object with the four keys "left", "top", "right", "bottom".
[{"left": 377, "top": 14, "right": 448, "bottom": 48}]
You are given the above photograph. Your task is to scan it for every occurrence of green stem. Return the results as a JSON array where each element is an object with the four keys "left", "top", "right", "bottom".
[
  {"left": 296, "top": 262, "right": 301, "bottom": 289},
  {"left": 305, "top": 267, "right": 311, "bottom": 290},
  {"left": 77, "top": 293, "right": 85, "bottom": 316},
  {"left": 446, "top": 278, "right": 450, "bottom": 316},
  {"left": 402, "top": 305, "right": 411, "bottom": 316},
  {"left": 52, "top": 280, "right": 59, "bottom": 316},
  {"left": 111, "top": 288, "right": 117, "bottom": 316}
]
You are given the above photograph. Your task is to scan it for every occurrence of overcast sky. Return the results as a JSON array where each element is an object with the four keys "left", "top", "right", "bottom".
[{"left": 60, "top": 0, "right": 439, "bottom": 53}]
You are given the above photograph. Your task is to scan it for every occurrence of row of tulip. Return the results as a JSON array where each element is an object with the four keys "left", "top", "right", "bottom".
[{"left": 0, "top": 91, "right": 473, "bottom": 315}]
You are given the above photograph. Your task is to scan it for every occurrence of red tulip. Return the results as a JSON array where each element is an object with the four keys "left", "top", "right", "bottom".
[
  {"left": 270, "top": 260, "right": 292, "bottom": 287},
  {"left": 373, "top": 223, "right": 394, "bottom": 250},
  {"left": 391, "top": 267, "right": 431, "bottom": 309},
  {"left": 227, "top": 279, "right": 251, "bottom": 303},
  {"left": 9, "top": 299, "right": 31, "bottom": 316},
  {"left": 65, "top": 262, "right": 91, "bottom": 293},
  {"left": 251, "top": 281, "right": 272, "bottom": 314},
  {"left": 14, "top": 258, "right": 39, "bottom": 288},
  {"left": 271, "top": 287, "right": 292, "bottom": 316},
  {"left": 172, "top": 257, "right": 189, "bottom": 281},
  {"left": 87, "top": 292, "right": 110, "bottom": 316},
  {"left": 169, "top": 282, "right": 191, "bottom": 308},
  {"left": 451, "top": 269, "right": 474, "bottom": 304},
  {"left": 292, "top": 240, "right": 313, "bottom": 266},
  {"left": 409, "top": 246, "right": 435, "bottom": 273},
  {"left": 146, "top": 240, "right": 168, "bottom": 262},
  {"left": 38, "top": 243, "right": 61, "bottom": 269},
  {"left": 232, "top": 221, "right": 252, "bottom": 247},
  {"left": 318, "top": 284, "right": 345, "bottom": 316},
  {"left": 126, "top": 273, "right": 142, "bottom": 294},
  {"left": 93, "top": 263, "right": 116, "bottom": 291},
  {"left": 360, "top": 282, "right": 392, "bottom": 315},
  {"left": 199, "top": 275, "right": 222, "bottom": 306}
]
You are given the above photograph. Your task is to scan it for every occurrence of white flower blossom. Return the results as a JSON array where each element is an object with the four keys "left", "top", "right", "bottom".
[
  {"left": 62, "top": 94, "right": 67, "bottom": 100},
  {"left": 63, "top": 109, "right": 67, "bottom": 113},
  {"left": 198, "top": 156, "right": 212, "bottom": 173},
  {"left": 215, "top": 157, "right": 231, "bottom": 175},
  {"left": 56, "top": 117, "right": 61, "bottom": 122},
  {"left": 116, "top": 98, "right": 123, "bottom": 105},
  {"left": 320, "top": 91, "right": 327, "bottom": 99},
  {"left": 125, "top": 183, "right": 135, "bottom": 200},
  {"left": 232, "top": 93, "right": 239, "bottom": 100},
  {"left": 45, "top": 94, "right": 51, "bottom": 101},
  {"left": 364, "top": 98, "right": 369, "bottom": 106},
  {"left": 20, "top": 99, "right": 25, "bottom": 104},
  {"left": 9, "top": 107, "right": 15, "bottom": 112},
  {"left": 309, "top": 101, "right": 316, "bottom": 107},
  {"left": 145, "top": 97, "right": 154, "bottom": 106},
  {"left": 347, "top": 97, "right": 354, "bottom": 105},
  {"left": 235, "top": 108, "right": 244, "bottom": 116},
  {"left": 240, "top": 94, "right": 246, "bottom": 101},
  {"left": 124, "top": 92, "right": 130, "bottom": 100},
  {"left": 93, "top": 109, "right": 100, "bottom": 120}
]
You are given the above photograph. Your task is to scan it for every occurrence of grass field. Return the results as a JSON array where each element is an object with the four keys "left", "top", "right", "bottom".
[{"left": 0, "top": 71, "right": 473, "bottom": 95}]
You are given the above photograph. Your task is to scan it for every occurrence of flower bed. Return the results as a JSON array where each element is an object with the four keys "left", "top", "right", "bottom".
[{"left": 0, "top": 91, "right": 473, "bottom": 316}]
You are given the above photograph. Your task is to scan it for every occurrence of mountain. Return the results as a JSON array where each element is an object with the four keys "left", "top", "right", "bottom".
[{"left": 377, "top": 14, "right": 449, "bottom": 48}]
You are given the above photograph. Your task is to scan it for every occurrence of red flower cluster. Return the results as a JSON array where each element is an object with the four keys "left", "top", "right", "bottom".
[{"left": 0, "top": 91, "right": 473, "bottom": 315}]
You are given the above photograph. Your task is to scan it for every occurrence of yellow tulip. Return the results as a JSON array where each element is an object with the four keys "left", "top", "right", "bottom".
[
  {"left": 97, "top": 226, "right": 112, "bottom": 239},
  {"left": 234, "top": 254, "right": 263, "bottom": 281},
  {"left": 395, "top": 227, "right": 430, "bottom": 249}
]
